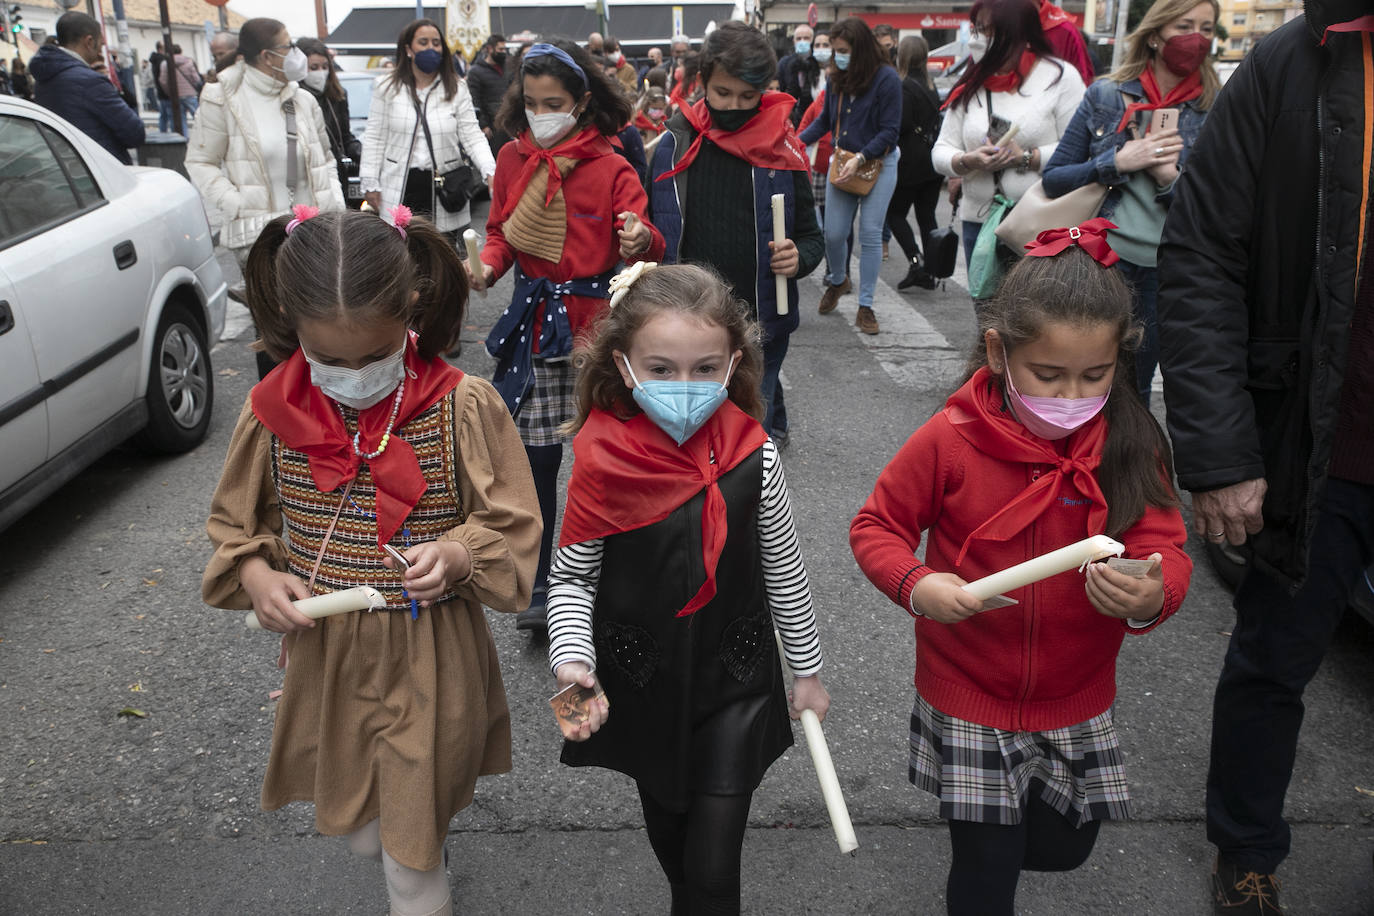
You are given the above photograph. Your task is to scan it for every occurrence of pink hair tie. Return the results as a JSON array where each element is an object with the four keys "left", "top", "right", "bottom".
[
  {"left": 285, "top": 204, "right": 320, "bottom": 235},
  {"left": 389, "top": 204, "right": 413, "bottom": 240}
]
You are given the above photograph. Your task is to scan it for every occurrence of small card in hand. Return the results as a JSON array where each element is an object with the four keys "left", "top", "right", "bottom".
[
  {"left": 979, "top": 594, "right": 1019, "bottom": 611},
  {"left": 549, "top": 675, "right": 608, "bottom": 739},
  {"left": 1106, "top": 557, "right": 1158, "bottom": 578}
]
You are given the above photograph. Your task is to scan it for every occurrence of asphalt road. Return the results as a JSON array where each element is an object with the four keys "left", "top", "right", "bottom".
[{"left": 2, "top": 197, "right": 1373, "bottom": 915}]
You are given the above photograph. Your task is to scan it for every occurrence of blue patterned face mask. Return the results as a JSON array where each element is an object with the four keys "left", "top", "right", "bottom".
[{"left": 622, "top": 354, "right": 737, "bottom": 446}]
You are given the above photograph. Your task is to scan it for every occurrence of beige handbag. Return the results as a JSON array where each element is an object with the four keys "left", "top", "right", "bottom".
[
  {"left": 828, "top": 97, "right": 883, "bottom": 196},
  {"left": 995, "top": 179, "right": 1110, "bottom": 255}
]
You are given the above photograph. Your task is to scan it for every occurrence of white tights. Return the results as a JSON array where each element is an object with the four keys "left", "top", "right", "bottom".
[{"left": 346, "top": 820, "right": 452, "bottom": 916}]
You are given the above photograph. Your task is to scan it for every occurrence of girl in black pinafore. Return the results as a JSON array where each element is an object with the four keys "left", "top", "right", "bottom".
[{"left": 546, "top": 263, "right": 830, "bottom": 915}]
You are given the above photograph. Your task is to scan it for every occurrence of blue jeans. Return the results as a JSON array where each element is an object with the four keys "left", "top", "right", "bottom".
[
  {"left": 1206, "top": 478, "right": 1374, "bottom": 872},
  {"left": 157, "top": 97, "right": 173, "bottom": 133},
  {"left": 961, "top": 219, "right": 982, "bottom": 273},
  {"left": 760, "top": 329, "right": 789, "bottom": 435},
  {"left": 823, "top": 148, "right": 900, "bottom": 310},
  {"left": 175, "top": 96, "right": 198, "bottom": 137},
  {"left": 1116, "top": 260, "right": 1158, "bottom": 406}
]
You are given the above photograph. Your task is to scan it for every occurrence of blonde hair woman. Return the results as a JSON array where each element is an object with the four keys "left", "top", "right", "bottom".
[{"left": 1043, "top": 0, "right": 1219, "bottom": 405}]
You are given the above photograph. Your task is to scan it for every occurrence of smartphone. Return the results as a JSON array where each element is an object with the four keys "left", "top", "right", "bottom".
[
  {"left": 987, "top": 113, "right": 1013, "bottom": 145},
  {"left": 1149, "top": 108, "right": 1179, "bottom": 135},
  {"left": 381, "top": 544, "right": 410, "bottom": 573}
]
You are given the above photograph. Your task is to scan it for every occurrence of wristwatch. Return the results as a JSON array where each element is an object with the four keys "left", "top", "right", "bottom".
[{"left": 1016, "top": 149, "right": 1034, "bottom": 173}]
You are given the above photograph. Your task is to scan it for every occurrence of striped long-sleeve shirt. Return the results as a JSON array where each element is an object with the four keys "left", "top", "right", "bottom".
[{"left": 547, "top": 438, "right": 824, "bottom": 677}]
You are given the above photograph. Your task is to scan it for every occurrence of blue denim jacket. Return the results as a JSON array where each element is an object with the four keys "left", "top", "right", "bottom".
[{"left": 1042, "top": 76, "right": 1208, "bottom": 220}]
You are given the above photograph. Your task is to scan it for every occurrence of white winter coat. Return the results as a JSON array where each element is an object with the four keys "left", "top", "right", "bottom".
[
  {"left": 186, "top": 61, "right": 345, "bottom": 254},
  {"left": 359, "top": 75, "right": 496, "bottom": 233}
]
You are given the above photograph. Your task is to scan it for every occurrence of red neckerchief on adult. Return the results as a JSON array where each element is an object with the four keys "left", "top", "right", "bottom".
[
  {"left": 944, "top": 366, "right": 1110, "bottom": 566},
  {"left": 250, "top": 335, "right": 464, "bottom": 548},
  {"left": 560, "top": 401, "right": 768, "bottom": 617},
  {"left": 943, "top": 49, "right": 1038, "bottom": 110},
  {"left": 656, "top": 91, "right": 809, "bottom": 181},
  {"left": 492, "top": 126, "right": 614, "bottom": 224},
  {"left": 1321, "top": 14, "right": 1374, "bottom": 44},
  {"left": 1116, "top": 64, "right": 1202, "bottom": 133},
  {"left": 634, "top": 110, "right": 666, "bottom": 134},
  {"left": 1038, "top": 0, "right": 1074, "bottom": 30},
  {"left": 1024, "top": 217, "right": 1120, "bottom": 265}
]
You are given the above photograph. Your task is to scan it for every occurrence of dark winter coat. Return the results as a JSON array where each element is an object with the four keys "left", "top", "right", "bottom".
[
  {"left": 465, "top": 55, "right": 509, "bottom": 133},
  {"left": 304, "top": 84, "right": 362, "bottom": 192},
  {"left": 30, "top": 44, "right": 145, "bottom": 164},
  {"left": 895, "top": 75, "right": 941, "bottom": 186},
  {"left": 1157, "top": 0, "right": 1370, "bottom": 586},
  {"left": 777, "top": 51, "right": 820, "bottom": 126}
]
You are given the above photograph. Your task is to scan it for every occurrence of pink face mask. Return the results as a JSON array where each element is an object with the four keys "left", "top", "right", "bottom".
[{"left": 1001, "top": 357, "right": 1109, "bottom": 441}]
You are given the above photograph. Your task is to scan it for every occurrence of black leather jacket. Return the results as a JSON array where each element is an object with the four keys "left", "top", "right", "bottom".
[{"left": 1158, "top": 0, "right": 1370, "bottom": 585}]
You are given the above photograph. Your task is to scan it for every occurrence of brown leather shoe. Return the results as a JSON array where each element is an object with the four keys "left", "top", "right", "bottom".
[
  {"left": 818, "top": 282, "right": 843, "bottom": 314},
  {"left": 838, "top": 275, "right": 852, "bottom": 294},
  {"left": 1212, "top": 857, "right": 1284, "bottom": 914},
  {"left": 855, "top": 306, "right": 879, "bottom": 335}
]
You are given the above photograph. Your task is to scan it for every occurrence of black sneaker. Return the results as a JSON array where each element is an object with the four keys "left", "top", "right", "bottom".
[
  {"left": 516, "top": 589, "right": 547, "bottom": 633},
  {"left": 1213, "top": 857, "right": 1284, "bottom": 914}
]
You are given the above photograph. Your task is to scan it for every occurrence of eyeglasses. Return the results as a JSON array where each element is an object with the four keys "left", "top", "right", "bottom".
[{"left": 267, "top": 42, "right": 296, "bottom": 55}]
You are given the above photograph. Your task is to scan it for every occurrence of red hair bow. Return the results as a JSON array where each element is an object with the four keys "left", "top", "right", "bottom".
[{"left": 1024, "top": 218, "right": 1120, "bottom": 267}]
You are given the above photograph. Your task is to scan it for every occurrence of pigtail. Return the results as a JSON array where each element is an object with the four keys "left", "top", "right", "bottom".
[
  {"left": 402, "top": 217, "right": 469, "bottom": 360},
  {"left": 242, "top": 215, "right": 300, "bottom": 363}
]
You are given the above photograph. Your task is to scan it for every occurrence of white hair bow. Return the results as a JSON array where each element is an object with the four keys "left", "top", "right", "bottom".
[{"left": 608, "top": 261, "right": 658, "bottom": 310}]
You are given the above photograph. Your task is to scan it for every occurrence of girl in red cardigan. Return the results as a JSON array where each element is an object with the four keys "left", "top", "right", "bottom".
[
  {"left": 849, "top": 223, "right": 1191, "bottom": 915},
  {"left": 474, "top": 38, "right": 665, "bottom": 634}
]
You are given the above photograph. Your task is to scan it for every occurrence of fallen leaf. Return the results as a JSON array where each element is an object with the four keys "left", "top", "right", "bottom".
[
  {"left": 117, "top": 707, "right": 148, "bottom": 719},
  {"left": 129, "top": 682, "right": 143, "bottom": 692},
  {"left": 268, "top": 689, "right": 283, "bottom": 700},
  {"left": 134, "top": 614, "right": 145, "bottom": 620},
  {"left": 42, "top": 649, "right": 54, "bottom": 654},
  {"left": 1356, "top": 786, "right": 1374, "bottom": 797},
  {"left": 142, "top": 579, "right": 158, "bottom": 587},
  {"left": 218, "top": 367, "right": 240, "bottom": 377}
]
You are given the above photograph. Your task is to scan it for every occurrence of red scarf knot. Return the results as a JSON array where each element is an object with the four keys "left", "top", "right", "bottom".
[
  {"left": 943, "top": 49, "right": 1038, "bottom": 110},
  {"left": 655, "top": 92, "right": 810, "bottom": 182},
  {"left": 493, "top": 127, "right": 614, "bottom": 224},
  {"left": 1024, "top": 217, "right": 1120, "bottom": 266},
  {"left": 1116, "top": 65, "right": 1202, "bottom": 134}
]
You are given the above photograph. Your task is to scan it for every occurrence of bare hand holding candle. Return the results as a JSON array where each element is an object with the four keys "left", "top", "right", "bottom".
[
  {"left": 774, "top": 631, "right": 858, "bottom": 855},
  {"left": 244, "top": 586, "right": 387, "bottom": 630},
  {"left": 463, "top": 229, "right": 486, "bottom": 296},
  {"left": 771, "top": 193, "right": 789, "bottom": 315}
]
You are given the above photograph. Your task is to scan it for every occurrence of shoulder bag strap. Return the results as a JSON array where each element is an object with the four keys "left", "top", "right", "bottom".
[
  {"left": 283, "top": 97, "right": 298, "bottom": 204},
  {"left": 413, "top": 89, "right": 440, "bottom": 211},
  {"left": 985, "top": 89, "right": 1005, "bottom": 197}
]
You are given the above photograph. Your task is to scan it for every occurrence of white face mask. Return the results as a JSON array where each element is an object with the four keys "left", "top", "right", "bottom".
[
  {"left": 303, "top": 69, "right": 329, "bottom": 92},
  {"left": 278, "top": 46, "right": 309, "bottom": 83},
  {"left": 525, "top": 109, "right": 579, "bottom": 148},
  {"left": 304, "top": 342, "right": 407, "bottom": 409},
  {"left": 967, "top": 34, "right": 989, "bottom": 63}
]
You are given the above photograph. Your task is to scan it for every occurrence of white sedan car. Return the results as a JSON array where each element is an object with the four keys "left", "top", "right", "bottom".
[{"left": 0, "top": 96, "right": 226, "bottom": 531}]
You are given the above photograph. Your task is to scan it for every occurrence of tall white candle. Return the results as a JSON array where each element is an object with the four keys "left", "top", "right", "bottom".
[
  {"left": 961, "top": 535, "right": 1124, "bottom": 602},
  {"left": 771, "top": 193, "right": 789, "bottom": 315},
  {"left": 244, "top": 586, "right": 387, "bottom": 630},
  {"left": 463, "top": 229, "right": 485, "bottom": 296},
  {"left": 774, "top": 631, "right": 859, "bottom": 855}
]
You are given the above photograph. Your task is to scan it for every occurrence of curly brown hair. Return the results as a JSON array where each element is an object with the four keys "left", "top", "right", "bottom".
[{"left": 567, "top": 263, "right": 763, "bottom": 434}]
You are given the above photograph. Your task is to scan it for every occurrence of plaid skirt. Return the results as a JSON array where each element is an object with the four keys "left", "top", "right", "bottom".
[
  {"left": 514, "top": 358, "right": 576, "bottom": 447},
  {"left": 908, "top": 692, "right": 1131, "bottom": 827}
]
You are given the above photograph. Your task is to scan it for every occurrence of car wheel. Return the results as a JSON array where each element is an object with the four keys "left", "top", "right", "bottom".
[
  {"left": 135, "top": 301, "right": 213, "bottom": 454},
  {"left": 1205, "top": 539, "right": 1248, "bottom": 592}
]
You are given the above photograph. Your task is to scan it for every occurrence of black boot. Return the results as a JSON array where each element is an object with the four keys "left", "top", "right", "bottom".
[{"left": 897, "top": 260, "right": 938, "bottom": 291}]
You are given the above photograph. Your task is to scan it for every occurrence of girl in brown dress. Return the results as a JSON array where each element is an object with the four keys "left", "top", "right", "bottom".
[{"left": 202, "top": 206, "right": 541, "bottom": 916}]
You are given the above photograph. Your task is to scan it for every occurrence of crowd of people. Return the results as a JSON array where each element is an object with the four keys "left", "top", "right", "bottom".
[{"left": 13, "top": 4, "right": 1370, "bottom": 916}]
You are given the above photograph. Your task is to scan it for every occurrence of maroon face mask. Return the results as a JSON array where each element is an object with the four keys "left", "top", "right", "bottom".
[{"left": 1160, "top": 31, "right": 1211, "bottom": 77}]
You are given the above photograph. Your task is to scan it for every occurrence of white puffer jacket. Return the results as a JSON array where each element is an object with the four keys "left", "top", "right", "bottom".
[
  {"left": 187, "top": 61, "right": 345, "bottom": 253},
  {"left": 360, "top": 74, "right": 495, "bottom": 233}
]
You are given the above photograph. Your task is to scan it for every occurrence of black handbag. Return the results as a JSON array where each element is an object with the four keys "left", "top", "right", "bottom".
[
  {"left": 925, "top": 202, "right": 960, "bottom": 280},
  {"left": 414, "top": 93, "right": 481, "bottom": 213}
]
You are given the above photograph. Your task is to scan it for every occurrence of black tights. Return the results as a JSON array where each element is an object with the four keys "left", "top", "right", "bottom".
[
  {"left": 886, "top": 179, "right": 943, "bottom": 264},
  {"left": 945, "top": 795, "right": 1102, "bottom": 915},
  {"left": 524, "top": 443, "right": 562, "bottom": 598},
  {"left": 637, "top": 784, "right": 752, "bottom": 916}
]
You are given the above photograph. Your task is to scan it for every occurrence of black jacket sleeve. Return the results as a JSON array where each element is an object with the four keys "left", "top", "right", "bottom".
[{"left": 1156, "top": 44, "right": 1271, "bottom": 492}]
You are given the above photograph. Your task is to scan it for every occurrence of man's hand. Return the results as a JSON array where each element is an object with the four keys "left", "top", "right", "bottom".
[{"left": 1191, "top": 479, "right": 1267, "bottom": 546}]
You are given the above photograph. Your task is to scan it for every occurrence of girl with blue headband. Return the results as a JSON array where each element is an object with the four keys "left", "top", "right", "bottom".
[{"left": 472, "top": 37, "right": 665, "bottom": 636}]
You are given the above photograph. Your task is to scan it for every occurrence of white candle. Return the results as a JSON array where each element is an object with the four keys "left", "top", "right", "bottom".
[
  {"left": 463, "top": 229, "right": 485, "bottom": 296},
  {"left": 960, "top": 535, "right": 1124, "bottom": 602},
  {"left": 771, "top": 193, "right": 789, "bottom": 316},
  {"left": 244, "top": 586, "right": 387, "bottom": 630},
  {"left": 774, "top": 631, "right": 859, "bottom": 855}
]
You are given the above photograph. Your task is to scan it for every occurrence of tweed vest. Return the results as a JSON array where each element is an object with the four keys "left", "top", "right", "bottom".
[{"left": 271, "top": 391, "right": 465, "bottom": 609}]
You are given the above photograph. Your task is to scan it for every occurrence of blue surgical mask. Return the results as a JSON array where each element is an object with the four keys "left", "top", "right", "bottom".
[
  {"left": 794, "top": 40, "right": 811, "bottom": 56},
  {"left": 622, "top": 354, "right": 737, "bottom": 446},
  {"left": 834, "top": 52, "right": 851, "bottom": 71},
  {"left": 413, "top": 48, "right": 442, "bottom": 74},
  {"left": 813, "top": 47, "right": 833, "bottom": 66}
]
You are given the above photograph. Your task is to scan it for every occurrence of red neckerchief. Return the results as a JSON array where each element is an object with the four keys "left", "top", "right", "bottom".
[
  {"left": 943, "top": 49, "right": 1038, "bottom": 110},
  {"left": 668, "top": 76, "right": 698, "bottom": 113},
  {"left": 250, "top": 336, "right": 463, "bottom": 547},
  {"left": 1117, "top": 65, "right": 1202, "bottom": 133},
  {"left": 1321, "top": 14, "right": 1374, "bottom": 43},
  {"left": 634, "top": 110, "right": 666, "bottom": 135},
  {"left": 656, "top": 92, "right": 809, "bottom": 181},
  {"left": 1038, "top": 0, "right": 1074, "bottom": 30},
  {"left": 560, "top": 401, "right": 769, "bottom": 617},
  {"left": 944, "top": 367, "right": 1110, "bottom": 566},
  {"left": 492, "top": 126, "right": 614, "bottom": 224}
]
